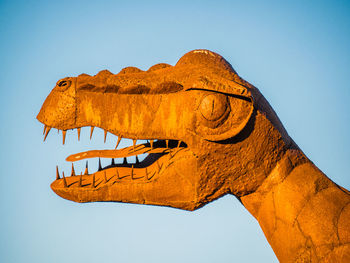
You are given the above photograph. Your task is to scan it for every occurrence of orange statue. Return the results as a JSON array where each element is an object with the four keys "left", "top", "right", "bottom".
[{"left": 37, "top": 50, "right": 350, "bottom": 262}]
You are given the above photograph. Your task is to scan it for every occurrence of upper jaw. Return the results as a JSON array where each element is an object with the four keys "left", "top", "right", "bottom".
[{"left": 37, "top": 86, "right": 195, "bottom": 193}]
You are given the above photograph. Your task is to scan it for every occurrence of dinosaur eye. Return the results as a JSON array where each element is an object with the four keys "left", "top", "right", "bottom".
[{"left": 199, "top": 93, "right": 229, "bottom": 121}]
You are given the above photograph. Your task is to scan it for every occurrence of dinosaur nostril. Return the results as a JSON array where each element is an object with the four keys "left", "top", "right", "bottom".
[
  {"left": 58, "top": 80, "right": 68, "bottom": 87},
  {"left": 56, "top": 79, "right": 71, "bottom": 90}
]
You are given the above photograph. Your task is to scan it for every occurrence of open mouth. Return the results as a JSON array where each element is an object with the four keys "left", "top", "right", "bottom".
[{"left": 42, "top": 125, "right": 187, "bottom": 189}]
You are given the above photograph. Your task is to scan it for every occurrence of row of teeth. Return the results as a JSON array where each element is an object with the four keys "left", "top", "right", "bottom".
[
  {"left": 43, "top": 125, "right": 179, "bottom": 149},
  {"left": 56, "top": 156, "right": 171, "bottom": 188},
  {"left": 43, "top": 125, "right": 184, "bottom": 188}
]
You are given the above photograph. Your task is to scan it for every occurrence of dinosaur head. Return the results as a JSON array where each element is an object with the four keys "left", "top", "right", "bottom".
[{"left": 37, "top": 50, "right": 291, "bottom": 210}]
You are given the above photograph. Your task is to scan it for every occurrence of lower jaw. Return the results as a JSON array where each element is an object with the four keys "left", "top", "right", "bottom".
[
  {"left": 52, "top": 148, "right": 187, "bottom": 191},
  {"left": 50, "top": 147, "right": 198, "bottom": 210}
]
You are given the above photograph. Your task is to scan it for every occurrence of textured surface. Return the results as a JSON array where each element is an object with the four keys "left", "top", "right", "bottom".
[{"left": 37, "top": 50, "right": 350, "bottom": 262}]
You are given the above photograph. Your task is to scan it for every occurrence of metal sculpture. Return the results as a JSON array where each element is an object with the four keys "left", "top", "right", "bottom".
[{"left": 37, "top": 50, "right": 350, "bottom": 262}]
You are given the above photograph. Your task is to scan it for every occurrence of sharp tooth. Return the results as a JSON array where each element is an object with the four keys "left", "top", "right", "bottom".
[
  {"left": 104, "top": 130, "right": 108, "bottom": 143},
  {"left": 62, "top": 172, "right": 68, "bottom": 187},
  {"left": 91, "top": 174, "right": 95, "bottom": 188},
  {"left": 84, "top": 161, "right": 89, "bottom": 175},
  {"left": 136, "top": 156, "right": 140, "bottom": 164},
  {"left": 123, "top": 157, "right": 128, "bottom": 164},
  {"left": 98, "top": 158, "right": 102, "bottom": 171},
  {"left": 177, "top": 140, "right": 181, "bottom": 148},
  {"left": 77, "top": 128, "right": 81, "bottom": 141},
  {"left": 71, "top": 163, "right": 76, "bottom": 176},
  {"left": 131, "top": 165, "right": 134, "bottom": 179},
  {"left": 79, "top": 174, "right": 82, "bottom": 187},
  {"left": 115, "top": 136, "right": 122, "bottom": 149},
  {"left": 90, "top": 126, "right": 94, "bottom": 139},
  {"left": 62, "top": 130, "right": 67, "bottom": 145},
  {"left": 133, "top": 139, "right": 137, "bottom": 151},
  {"left": 43, "top": 125, "right": 47, "bottom": 135},
  {"left": 56, "top": 165, "right": 60, "bottom": 180},
  {"left": 111, "top": 158, "right": 115, "bottom": 165},
  {"left": 116, "top": 168, "right": 120, "bottom": 179},
  {"left": 44, "top": 127, "right": 51, "bottom": 141},
  {"left": 104, "top": 171, "right": 108, "bottom": 183},
  {"left": 150, "top": 140, "right": 154, "bottom": 149},
  {"left": 165, "top": 139, "right": 169, "bottom": 148}
]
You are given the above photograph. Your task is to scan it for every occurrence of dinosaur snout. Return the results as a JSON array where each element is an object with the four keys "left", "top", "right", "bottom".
[{"left": 37, "top": 85, "right": 76, "bottom": 130}]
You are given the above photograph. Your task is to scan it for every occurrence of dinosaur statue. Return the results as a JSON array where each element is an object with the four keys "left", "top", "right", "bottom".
[{"left": 37, "top": 50, "right": 350, "bottom": 262}]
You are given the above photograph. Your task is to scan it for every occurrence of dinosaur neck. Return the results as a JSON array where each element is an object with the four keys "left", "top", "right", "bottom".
[{"left": 241, "top": 149, "right": 350, "bottom": 262}]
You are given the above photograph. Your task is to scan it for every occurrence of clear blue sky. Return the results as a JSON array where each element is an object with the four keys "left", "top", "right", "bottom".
[{"left": 1, "top": 0, "right": 349, "bottom": 262}]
